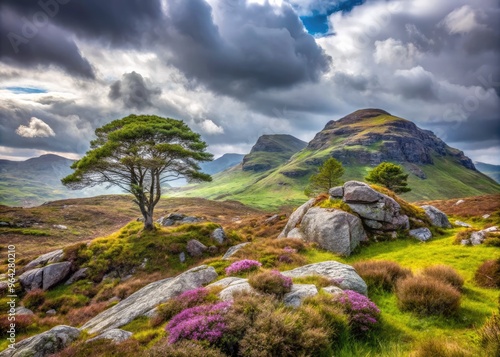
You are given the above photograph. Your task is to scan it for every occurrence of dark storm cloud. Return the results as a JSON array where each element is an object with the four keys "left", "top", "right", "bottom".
[
  {"left": 0, "top": 7, "right": 94, "bottom": 78},
  {"left": 161, "top": 0, "right": 331, "bottom": 97},
  {"left": 427, "top": 118, "right": 500, "bottom": 144},
  {"left": 109, "top": 72, "right": 162, "bottom": 110}
]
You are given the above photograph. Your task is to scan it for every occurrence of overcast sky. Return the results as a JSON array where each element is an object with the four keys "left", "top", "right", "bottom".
[{"left": 1, "top": 0, "right": 499, "bottom": 164}]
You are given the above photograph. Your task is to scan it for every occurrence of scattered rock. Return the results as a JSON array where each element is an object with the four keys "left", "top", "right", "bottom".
[
  {"left": 65, "top": 268, "right": 88, "bottom": 285},
  {"left": 299, "top": 207, "right": 367, "bottom": 256},
  {"left": 81, "top": 265, "right": 218, "bottom": 334},
  {"left": 455, "top": 220, "right": 471, "bottom": 228},
  {"left": 23, "top": 249, "right": 64, "bottom": 271},
  {"left": 409, "top": 228, "right": 432, "bottom": 242},
  {"left": 211, "top": 227, "right": 226, "bottom": 244},
  {"left": 186, "top": 240, "right": 207, "bottom": 257},
  {"left": 157, "top": 213, "right": 200, "bottom": 226},
  {"left": 41, "top": 262, "right": 72, "bottom": 290},
  {"left": 46, "top": 309, "right": 57, "bottom": 316},
  {"left": 282, "top": 261, "right": 367, "bottom": 296},
  {"left": 321, "top": 286, "right": 344, "bottom": 295},
  {"left": 179, "top": 252, "right": 186, "bottom": 263},
  {"left": 18, "top": 268, "right": 43, "bottom": 291},
  {"left": 218, "top": 279, "right": 254, "bottom": 301},
  {"left": 222, "top": 243, "right": 250, "bottom": 260},
  {"left": 482, "top": 214, "right": 491, "bottom": 219},
  {"left": 465, "top": 226, "right": 499, "bottom": 246},
  {"left": 53, "top": 225, "right": 68, "bottom": 230},
  {"left": 16, "top": 307, "right": 34, "bottom": 315},
  {"left": 421, "top": 205, "right": 451, "bottom": 228},
  {"left": 283, "top": 284, "right": 318, "bottom": 308},
  {"left": 278, "top": 198, "right": 315, "bottom": 238},
  {"left": 329, "top": 186, "right": 344, "bottom": 198},
  {"left": 0, "top": 222, "right": 10, "bottom": 227},
  {"left": 265, "top": 214, "right": 280, "bottom": 224},
  {"left": 0, "top": 325, "right": 80, "bottom": 357},
  {"left": 454, "top": 199, "right": 465, "bottom": 205},
  {"left": 86, "top": 329, "right": 132, "bottom": 344}
]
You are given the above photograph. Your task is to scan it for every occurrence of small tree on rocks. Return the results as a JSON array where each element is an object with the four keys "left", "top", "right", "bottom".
[
  {"left": 365, "top": 162, "right": 411, "bottom": 193},
  {"left": 305, "top": 157, "right": 344, "bottom": 196}
]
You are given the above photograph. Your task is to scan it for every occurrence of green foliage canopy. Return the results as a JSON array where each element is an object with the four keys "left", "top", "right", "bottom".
[
  {"left": 365, "top": 162, "right": 411, "bottom": 193},
  {"left": 305, "top": 157, "right": 345, "bottom": 196},
  {"left": 62, "top": 114, "right": 213, "bottom": 230}
]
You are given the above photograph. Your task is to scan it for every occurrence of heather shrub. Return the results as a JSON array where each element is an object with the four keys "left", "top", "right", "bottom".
[
  {"left": 41, "top": 295, "right": 88, "bottom": 314},
  {"left": 165, "top": 301, "right": 232, "bottom": 344},
  {"left": 480, "top": 309, "right": 500, "bottom": 357},
  {"left": 410, "top": 339, "right": 472, "bottom": 357},
  {"left": 248, "top": 269, "right": 292, "bottom": 298},
  {"left": 332, "top": 290, "right": 380, "bottom": 335},
  {"left": 148, "top": 340, "right": 226, "bottom": 357},
  {"left": 225, "top": 259, "right": 261, "bottom": 276},
  {"left": 66, "top": 302, "right": 109, "bottom": 326},
  {"left": 475, "top": 259, "right": 500, "bottom": 288},
  {"left": 53, "top": 339, "right": 142, "bottom": 357},
  {"left": 353, "top": 260, "right": 412, "bottom": 292},
  {"left": 396, "top": 276, "right": 461, "bottom": 316},
  {"left": 421, "top": 265, "right": 464, "bottom": 291},
  {"left": 22, "top": 289, "right": 46, "bottom": 310},
  {"left": 271, "top": 238, "right": 306, "bottom": 252}
]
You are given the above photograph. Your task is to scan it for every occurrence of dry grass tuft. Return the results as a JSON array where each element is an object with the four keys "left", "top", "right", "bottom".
[
  {"left": 421, "top": 265, "right": 464, "bottom": 291},
  {"left": 353, "top": 260, "right": 412, "bottom": 292}
]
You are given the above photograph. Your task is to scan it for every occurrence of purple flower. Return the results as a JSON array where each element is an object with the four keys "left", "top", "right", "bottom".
[
  {"left": 166, "top": 301, "right": 232, "bottom": 344},
  {"left": 334, "top": 290, "right": 380, "bottom": 334},
  {"left": 270, "top": 269, "right": 293, "bottom": 290},
  {"left": 225, "top": 259, "right": 262, "bottom": 276},
  {"left": 283, "top": 246, "right": 297, "bottom": 254},
  {"left": 177, "top": 287, "right": 209, "bottom": 306}
]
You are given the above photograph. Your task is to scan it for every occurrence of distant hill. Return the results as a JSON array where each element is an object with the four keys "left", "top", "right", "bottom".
[
  {"left": 201, "top": 153, "right": 244, "bottom": 175},
  {"left": 0, "top": 154, "right": 122, "bottom": 207},
  {"left": 475, "top": 162, "right": 500, "bottom": 183},
  {"left": 175, "top": 109, "right": 500, "bottom": 209}
]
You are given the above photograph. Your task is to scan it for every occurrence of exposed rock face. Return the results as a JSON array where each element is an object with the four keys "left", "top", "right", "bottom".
[
  {"left": 19, "top": 262, "right": 72, "bottom": 291},
  {"left": 0, "top": 325, "right": 80, "bottom": 357},
  {"left": 283, "top": 284, "right": 318, "bottom": 308},
  {"left": 462, "top": 226, "right": 498, "bottom": 245},
  {"left": 300, "top": 207, "right": 367, "bottom": 256},
  {"left": 211, "top": 227, "right": 226, "bottom": 244},
  {"left": 278, "top": 198, "right": 315, "bottom": 238},
  {"left": 23, "top": 249, "right": 64, "bottom": 271},
  {"left": 81, "top": 265, "right": 218, "bottom": 334},
  {"left": 186, "top": 239, "right": 207, "bottom": 257},
  {"left": 87, "top": 329, "right": 132, "bottom": 343},
  {"left": 157, "top": 213, "right": 200, "bottom": 226},
  {"left": 65, "top": 268, "right": 88, "bottom": 285},
  {"left": 409, "top": 228, "right": 432, "bottom": 241},
  {"left": 421, "top": 205, "right": 451, "bottom": 228},
  {"left": 282, "top": 261, "right": 367, "bottom": 296},
  {"left": 222, "top": 243, "right": 250, "bottom": 260}
]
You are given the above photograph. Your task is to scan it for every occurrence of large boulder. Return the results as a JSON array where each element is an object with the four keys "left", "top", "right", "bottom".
[
  {"left": 343, "top": 181, "right": 382, "bottom": 203},
  {"left": 211, "top": 228, "right": 226, "bottom": 244},
  {"left": 0, "top": 325, "right": 80, "bottom": 357},
  {"left": 409, "top": 228, "right": 432, "bottom": 242},
  {"left": 282, "top": 261, "right": 367, "bottom": 296},
  {"left": 278, "top": 198, "right": 315, "bottom": 238},
  {"left": 81, "top": 265, "right": 217, "bottom": 334},
  {"left": 300, "top": 207, "right": 367, "bottom": 256},
  {"left": 421, "top": 205, "right": 451, "bottom": 228},
  {"left": 23, "top": 249, "right": 64, "bottom": 271},
  {"left": 19, "top": 262, "right": 72, "bottom": 292}
]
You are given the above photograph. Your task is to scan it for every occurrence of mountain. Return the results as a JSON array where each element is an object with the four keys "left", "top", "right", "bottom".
[
  {"left": 0, "top": 154, "right": 121, "bottom": 207},
  {"left": 175, "top": 109, "right": 500, "bottom": 209},
  {"left": 475, "top": 162, "right": 500, "bottom": 183},
  {"left": 200, "top": 153, "right": 245, "bottom": 175}
]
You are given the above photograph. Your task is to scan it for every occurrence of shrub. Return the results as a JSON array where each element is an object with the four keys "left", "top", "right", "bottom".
[
  {"left": 480, "top": 310, "right": 500, "bottom": 357},
  {"left": 41, "top": 295, "right": 88, "bottom": 314},
  {"left": 353, "top": 260, "right": 412, "bottom": 292},
  {"left": 248, "top": 270, "right": 292, "bottom": 298},
  {"left": 410, "top": 339, "right": 473, "bottom": 357},
  {"left": 53, "top": 339, "right": 142, "bottom": 357},
  {"left": 166, "top": 301, "right": 232, "bottom": 344},
  {"left": 225, "top": 259, "right": 261, "bottom": 276},
  {"left": 332, "top": 290, "right": 380, "bottom": 335},
  {"left": 454, "top": 229, "right": 474, "bottom": 244},
  {"left": 421, "top": 265, "right": 464, "bottom": 291},
  {"left": 148, "top": 340, "right": 226, "bottom": 357},
  {"left": 475, "top": 259, "right": 500, "bottom": 288},
  {"left": 396, "top": 276, "right": 461, "bottom": 316},
  {"left": 22, "top": 289, "right": 46, "bottom": 310}
]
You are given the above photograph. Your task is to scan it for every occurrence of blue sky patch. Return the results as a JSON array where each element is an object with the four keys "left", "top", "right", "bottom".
[{"left": 6, "top": 87, "right": 47, "bottom": 94}]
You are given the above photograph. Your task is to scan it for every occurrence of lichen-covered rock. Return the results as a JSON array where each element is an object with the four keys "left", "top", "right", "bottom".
[
  {"left": 42, "top": 262, "right": 72, "bottom": 290},
  {"left": 282, "top": 261, "right": 367, "bottom": 296},
  {"left": 18, "top": 268, "right": 43, "bottom": 291},
  {"left": 278, "top": 198, "right": 315, "bottom": 238},
  {"left": 186, "top": 239, "right": 207, "bottom": 257},
  {"left": 65, "top": 268, "right": 88, "bottom": 285},
  {"left": 0, "top": 325, "right": 80, "bottom": 357},
  {"left": 329, "top": 186, "right": 344, "bottom": 198},
  {"left": 222, "top": 243, "right": 250, "bottom": 260},
  {"left": 409, "top": 228, "right": 432, "bottom": 241},
  {"left": 421, "top": 205, "right": 451, "bottom": 228},
  {"left": 86, "top": 329, "right": 132, "bottom": 343},
  {"left": 217, "top": 279, "right": 254, "bottom": 301},
  {"left": 81, "top": 265, "right": 217, "bottom": 334},
  {"left": 283, "top": 284, "right": 318, "bottom": 308},
  {"left": 300, "top": 207, "right": 367, "bottom": 256},
  {"left": 211, "top": 227, "right": 226, "bottom": 244},
  {"left": 343, "top": 181, "right": 381, "bottom": 203},
  {"left": 23, "top": 249, "right": 64, "bottom": 271}
]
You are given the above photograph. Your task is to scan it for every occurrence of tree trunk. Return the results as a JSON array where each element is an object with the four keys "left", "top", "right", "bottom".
[{"left": 143, "top": 211, "right": 155, "bottom": 231}]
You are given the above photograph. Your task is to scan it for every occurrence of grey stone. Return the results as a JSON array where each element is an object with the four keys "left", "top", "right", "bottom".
[
  {"left": 455, "top": 220, "right": 471, "bottom": 228},
  {"left": 454, "top": 199, "right": 465, "bottom": 205},
  {"left": 321, "top": 286, "right": 344, "bottom": 295},
  {"left": 186, "top": 240, "right": 207, "bottom": 257},
  {"left": 300, "top": 207, "right": 367, "bottom": 256},
  {"left": 19, "top": 268, "right": 43, "bottom": 291},
  {"left": 0, "top": 325, "right": 80, "bottom": 357},
  {"left": 222, "top": 243, "right": 250, "bottom": 260},
  {"left": 286, "top": 227, "right": 304, "bottom": 240},
  {"left": 409, "top": 228, "right": 432, "bottom": 242},
  {"left": 87, "top": 329, "right": 132, "bottom": 343},
  {"left": 211, "top": 227, "right": 226, "bottom": 244},
  {"left": 16, "top": 307, "right": 34, "bottom": 315},
  {"left": 53, "top": 225, "right": 68, "bottom": 230},
  {"left": 421, "top": 205, "right": 451, "bottom": 228},
  {"left": 343, "top": 181, "right": 382, "bottom": 203},
  {"left": 265, "top": 214, "right": 280, "bottom": 224},
  {"left": 42, "top": 262, "right": 72, "bottom": 290},
  {"left": 278, "top": 198, "right": 315, "bottom": 238},
  {"left": 218, "top": 279, "right": 254, "bottom": 301},
  {"left": 179, "top": 252, "right": 186, "bottom": 263},
  {"left": 482, "top": 214, "right": 491, "bottom": 219},
  {"left": 65, "top": 268, "right": 88, "bottom": 285},
  {"left": 46, "top": 309, "right": 56, "bottom": 315},
  {"left": 283, "top": 284, "right": 318, "bottom": 308},
  {"left": 0, "top": 222, "right": 9, "bottom": 227},
  {"left": 81, "top": 265, "right": 217, "bottom": 334},
  {"left": 282, "top": 261, "right": 367, "bottom": 296},
  {"left": 24, "top": 249, "right": 64, "bottom": 271},
  {"left": 208, "top": 277, "right": 246, "bottom": 289},
  {"left": 329, "top": 186, "right": 344, "bottom": 198},
  {"left": 470, "top": 231, "right": 486, "bottom": 245}
]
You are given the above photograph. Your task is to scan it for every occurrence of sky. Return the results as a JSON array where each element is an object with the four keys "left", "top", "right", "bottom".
[{"left": 0, "top": 0, "right": 499, "bottom": 164}]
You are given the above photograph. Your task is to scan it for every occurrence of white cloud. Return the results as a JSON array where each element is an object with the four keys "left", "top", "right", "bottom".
[
  {"left": 15, "top": 117, "right": 55, "bottom": 138},
  {"left": 200, "top": 119, "right": 225, "bottom": 135},
  {"left": 374, "top": 38, "right": 420, "bottom": 68},
  {"left": 442, "top": 5, "right": 480, "bottom": 34}
]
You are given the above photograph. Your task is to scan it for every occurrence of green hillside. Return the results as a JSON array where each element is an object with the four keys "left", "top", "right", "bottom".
[{"left": 173, "top": 109, "right": 500, "bottom": 210}]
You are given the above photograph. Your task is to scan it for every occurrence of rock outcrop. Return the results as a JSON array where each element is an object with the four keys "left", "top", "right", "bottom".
[
  {"left": 409, "top": 228, "right": 432, "bottom": 242},
  {"left": 186, "top": 239, "right": 208, "bottom": 257},
  {"left": 461, "top": 226, "right": 498, "bottom": 245},
  {"left": 23, "top": 249, "right": 64, "bottom": 271},
  {"left": 19, "top": 262, "right": 72, "bottom": 291},
  {"left": 81, "top": 265, "right": 217, "bottom": 334},
  {"left": 157, "top": 213, "right": 200, "bottom": 226},
  {"left": 278, "top": 198, "right": 315, "bottom": 239},
  {"left": 421, "top": 205, "right": 451, "bottom": 228},
  {"left": 222, "top": 243, "right": 250, "bottom": 260},
  {"left": 87, "top": 329, "right": 132, "bottom": 343},
  {"left": 0, "top": 325, "right": 80, "bottom": 357}
]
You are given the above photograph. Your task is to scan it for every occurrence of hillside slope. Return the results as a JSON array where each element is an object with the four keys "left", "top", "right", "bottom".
[
  {"left": 475, "top": 161, "right": 500, "bottom": 183},
  {"left": 176, "top": 109, "right": 500, "bottom": 209}
]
